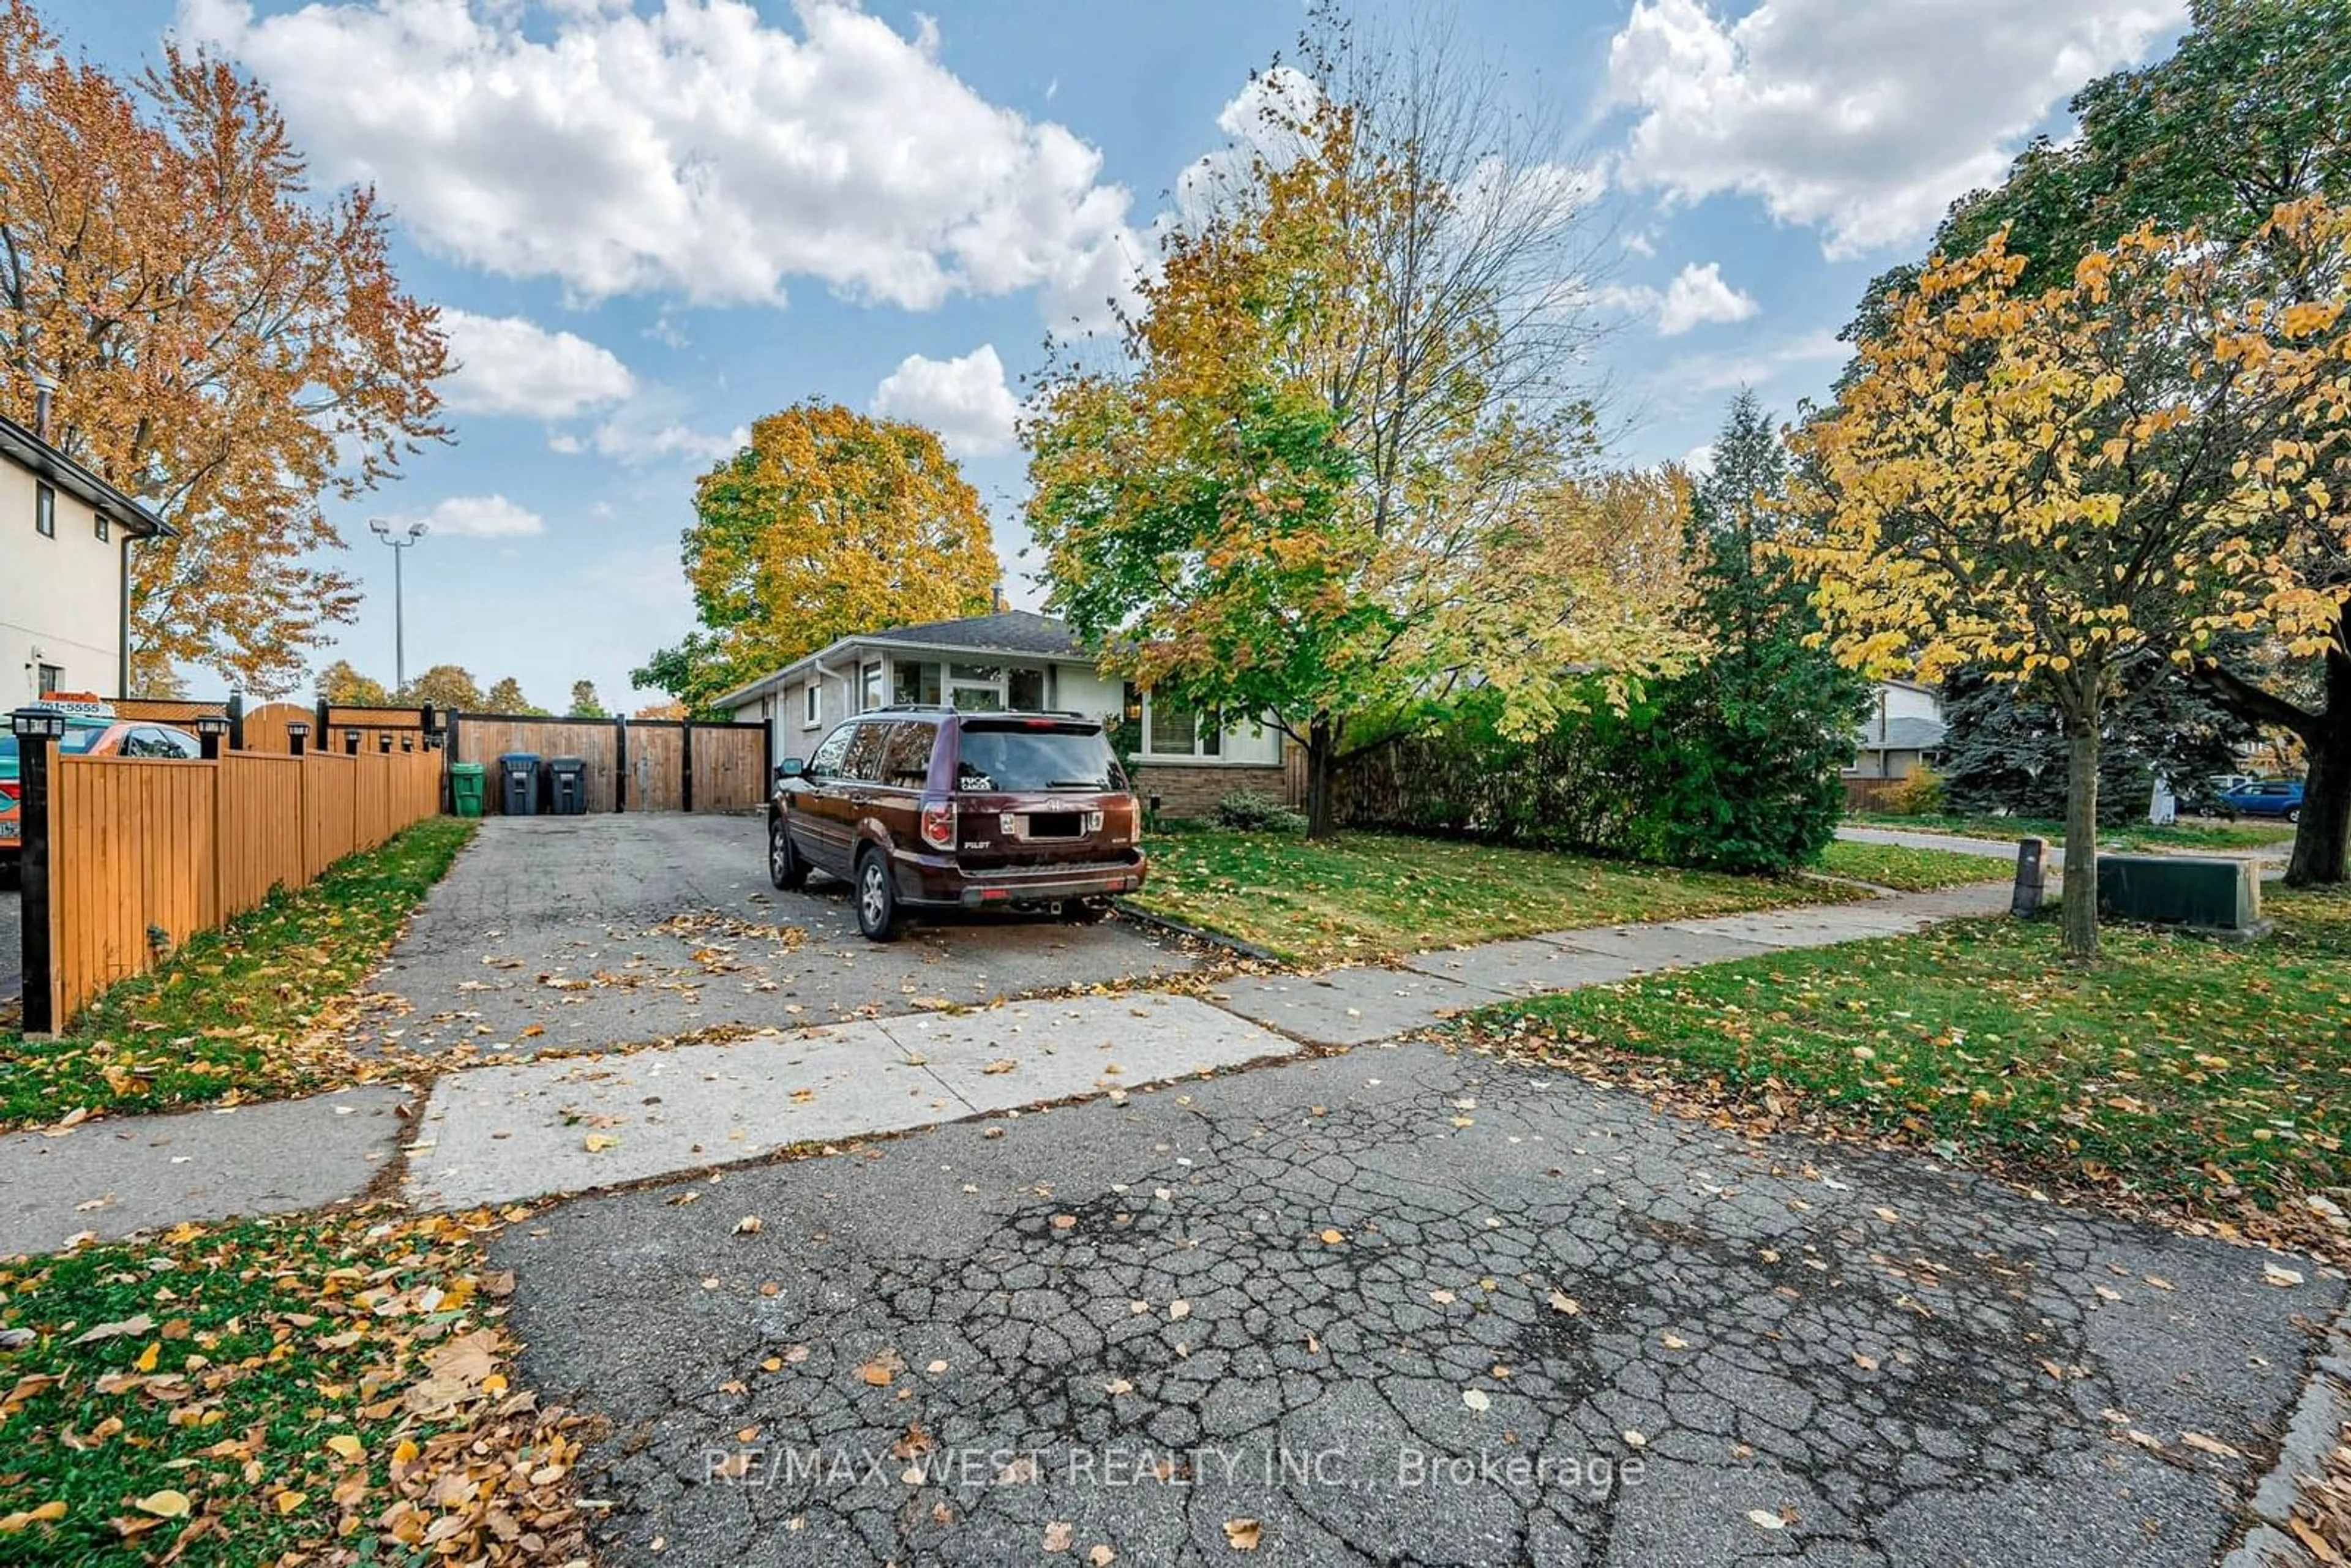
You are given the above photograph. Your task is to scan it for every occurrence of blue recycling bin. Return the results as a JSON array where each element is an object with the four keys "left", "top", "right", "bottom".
[{"left": 497, "top": 752, "right": 541, "bottom": 816}]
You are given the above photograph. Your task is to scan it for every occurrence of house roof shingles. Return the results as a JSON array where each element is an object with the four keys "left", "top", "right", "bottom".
[
  {"left": 861, "top": 610, "right": 1089, "bottom": 659},
  {"left": 713, "top": 610, "right": 1095, "bottom": 710}
]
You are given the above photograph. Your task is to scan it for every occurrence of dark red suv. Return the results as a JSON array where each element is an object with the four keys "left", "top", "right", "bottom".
[{"left": 767, "top": 707, "right": 1147, "bottom": 940}]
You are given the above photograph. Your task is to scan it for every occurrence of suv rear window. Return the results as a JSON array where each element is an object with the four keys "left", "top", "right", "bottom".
[{"left": 954, "top": 722, "right": 1120, "bottom": 792}]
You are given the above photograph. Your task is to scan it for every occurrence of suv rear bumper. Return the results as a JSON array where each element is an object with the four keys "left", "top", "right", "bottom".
[{"left": 890, "top": 846, "right": 1148, "bottom": 909}]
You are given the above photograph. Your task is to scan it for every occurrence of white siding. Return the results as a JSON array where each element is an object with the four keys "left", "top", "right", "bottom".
[
  {"left": 0, "top": 463, "right": 122, "bottom": 705},
  {"left": 1055, "top": 664, "right": 1123, "bottom": 724},
  {"left": 1873, "top": 682, "right": 1941, "bottom": 729}
]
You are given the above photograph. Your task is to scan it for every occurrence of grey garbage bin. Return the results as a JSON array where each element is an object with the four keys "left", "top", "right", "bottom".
[
  {"left": 547, "top": 756, "right": 589, "bottom": 816},
  {"left": 497, "top": 752, "right": 541, "bottom": 816}
]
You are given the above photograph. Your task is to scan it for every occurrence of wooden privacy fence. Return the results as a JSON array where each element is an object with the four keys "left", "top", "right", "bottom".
[
  {"left": 1843, "top": 776, "right": 1908, "bottom": 812},
  {"left": 445, "top": 714, "right": 770, "bottom": 814},
  {"left": 29, "top": 746, "right": 441, "bottom": 1027}
]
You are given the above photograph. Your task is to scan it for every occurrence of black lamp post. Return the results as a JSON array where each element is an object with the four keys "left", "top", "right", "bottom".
[
  {"left": 9, "top": 706, "right": 66, "bottom": 1033},
  {"left": 287, "top": 720, "right": 310, "bottom": 758},
  {"left": 192, "top": 712, "right": 230, "bottom": 761}
]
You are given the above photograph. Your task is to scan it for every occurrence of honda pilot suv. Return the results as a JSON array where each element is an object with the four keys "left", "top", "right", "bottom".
[{"left": 767, "top": 707, "right": 1147, "bottom": 941}]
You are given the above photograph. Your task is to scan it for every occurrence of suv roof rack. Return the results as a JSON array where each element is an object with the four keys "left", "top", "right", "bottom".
[{"left": 862, "top": 703, "right": 956, "bottom": 714}]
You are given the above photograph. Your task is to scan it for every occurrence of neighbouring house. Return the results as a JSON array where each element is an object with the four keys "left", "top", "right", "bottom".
[
  {"left": 1, "top": 407, "right": 172, "bottom": 707},
  {"left": 1847, "top": 678, "right": 1946, "bottom": 780},
  {"left": 714, "top": 610, "right": 1302, "bottom": 815}
]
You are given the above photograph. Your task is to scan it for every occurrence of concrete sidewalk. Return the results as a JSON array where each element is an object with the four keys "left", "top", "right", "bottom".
[
  {"left": 0, "top": 1086, "right": 411, "bottom": 1255},
  {"left": 1837, "top": 823, "right": 2050, "bottom": 863},
  {"left": 1, "top": 882, "right": 2014, "bottom": 1253},
  {"left": 405, "top": 993, "right": 1292, "bottom": 1210}
]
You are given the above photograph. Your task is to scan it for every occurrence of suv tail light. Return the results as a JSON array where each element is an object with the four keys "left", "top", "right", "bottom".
[{"left": 920, "top": 799, "right": 956, "bottom": 850}]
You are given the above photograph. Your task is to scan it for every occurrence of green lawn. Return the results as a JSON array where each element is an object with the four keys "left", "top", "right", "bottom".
[
  {"left": 1130, "top": 828, "right": 1880, "bottom": 964},
  {"left": 1850, "top": 811, "right": 2297, "bottom": 853},
  {"left": 1812, "top": 839, "right": 2006, "bottom": 891},
  {"left": 1468, "top": 889, "right": 2351, "bottom": 1212},
  {"left": 0, "top": 1207, "right": 582, "bottom": 1564},
  {"left": 0, "top": 819, "right": 474, "bottom": 1131}
]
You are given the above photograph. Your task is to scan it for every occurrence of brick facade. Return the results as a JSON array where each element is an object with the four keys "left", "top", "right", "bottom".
[{"left": 1134, "top": 761, "right": 1298, "bottom": 819}]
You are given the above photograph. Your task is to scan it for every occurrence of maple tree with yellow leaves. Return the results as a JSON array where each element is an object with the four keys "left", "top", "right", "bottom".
[
  {"left": 0, "top": 1, "right": 450, "bottom": 696},
  {"left": 1793, "top": 200, "right": 2351, "bottom": 957},
  {"left": 636, "top": 401, "right": 997, "bottom": 714}
]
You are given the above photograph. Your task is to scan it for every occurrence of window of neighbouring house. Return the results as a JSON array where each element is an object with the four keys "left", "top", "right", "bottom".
[
  {"left": 892, "top": 659, "right": 943, "bottom": 707},
  {"left": 1008, "top": 667, "right": 1048, "bottom": 711},
  {"left": 34, "top": 483, "right": 54, "bottom": 538},
  {"left": 803, "top": 682, "right": 820, "bottom": 727},
  {"left": 37, "top": 664, "right": 61, "bottom": 696},
  {"left": 860, "top": 662, "right": 883, "bottom": 713}
]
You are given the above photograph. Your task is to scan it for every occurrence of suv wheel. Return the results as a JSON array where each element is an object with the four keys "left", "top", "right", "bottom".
[
  {"left": 768, "top": 816, "right": 806, "bottom": 891},
  {"left": 855, "top": 847, "right": 902, "bottom": 942},
  {"left": 2286, "top": 806, "right": 2302, "bottom": 824},
  {"left": 1060, "top": 896, "right": 1111, "bottom": 925}
]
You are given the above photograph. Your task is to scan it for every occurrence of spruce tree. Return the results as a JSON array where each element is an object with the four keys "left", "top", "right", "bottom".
[{"left": 1642, "top": 391, "right": 1872, "bottom": 872}]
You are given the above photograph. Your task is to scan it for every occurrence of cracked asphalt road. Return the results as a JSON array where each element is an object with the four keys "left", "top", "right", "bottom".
[
  {"left": 501, "top": 1043, "right": 2333, "bottom": 1567},
  {"left": 354, "top": 815, "right": 1194, "bottom": 1053}
]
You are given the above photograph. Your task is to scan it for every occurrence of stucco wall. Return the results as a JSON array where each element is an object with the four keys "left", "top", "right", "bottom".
[{"left": 0, "top": 463, "right": 121, "bottom": 705}]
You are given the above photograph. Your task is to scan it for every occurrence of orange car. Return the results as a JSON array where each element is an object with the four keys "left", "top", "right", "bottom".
[{"left": 1, "top": 713, "right": 203, "bottom": 880}]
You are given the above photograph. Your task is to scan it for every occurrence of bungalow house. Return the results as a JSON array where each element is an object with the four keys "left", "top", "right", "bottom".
[
  {"left": 1847, "top": 678, "right": 1946, "bottom": 780},
  {"left": 1, "top": 407, "right": 172, "bottom": 706},
  {"left": 714, "top": 610, "right": 1302, "bottom": 816}
]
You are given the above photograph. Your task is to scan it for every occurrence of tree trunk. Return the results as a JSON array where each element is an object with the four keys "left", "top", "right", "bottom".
[
  {"left": 2287, "top": 648, "right": 2351, "bottom": 888},
  {"left": 2061, "top": 707, "right": 2101, "bottom": 961},
  {"left": 1305, "top": 711, "right": 1338, "bottom": 841}
]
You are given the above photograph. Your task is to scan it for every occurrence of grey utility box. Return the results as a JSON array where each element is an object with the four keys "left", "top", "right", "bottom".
[
  {"left": 546, "top": 756, "right": 589, "bottom": 816},
  {"left": 2096, "top": 853, "right": 2267, "bottom": 937},
  {"left": 497, "top": 752, "right": 541, "bottom": 816}
]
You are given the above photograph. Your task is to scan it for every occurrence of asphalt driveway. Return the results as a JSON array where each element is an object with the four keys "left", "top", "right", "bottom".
[
  {"left": 500, "top": 1043, "right": 2333, "bottom": 1567},
  {"left": 354, "top": 815, "right": 1195, "bottom": 1056}
]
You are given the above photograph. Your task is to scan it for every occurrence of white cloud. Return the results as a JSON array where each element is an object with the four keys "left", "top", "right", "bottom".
[
  {"left": 1174, "top": 66, "right": 1322, "bottom": 227},
  {"left": 1603, "top": 0, "right": 2184, "bottom": 257},
  {"left": 1655, "top": 261, "right": 1758, "bottom": 335},
  {"left": 552, "top": 386, "right": 745, "bottom": 466},
  {"left": 871, "top": 345, "right": 1022, "bottom": 459},
  {"left": 181, "top": 0, "right": 1144, "bottom": 322},
  {"left": 1589, "top": 261, "right": 1759, "bottom": 336},
  {"left": 438, "top": 308, "right": 635, "bottom": 419},
  {"left": 391, "top": 493, "right": 547, "bottom": 538},
  {"left": 1662, "top": 328, "right": 1848, "bottom": 396}
]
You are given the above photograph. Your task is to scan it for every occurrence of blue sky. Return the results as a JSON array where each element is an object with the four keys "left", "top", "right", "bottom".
[{"left": 69, "top": 0, "right": 2190, "bottom": 710}]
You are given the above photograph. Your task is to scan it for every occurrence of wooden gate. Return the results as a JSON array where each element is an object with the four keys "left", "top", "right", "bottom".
[{"left": 445, "top": 713, "right": 769, "bottom": 814}]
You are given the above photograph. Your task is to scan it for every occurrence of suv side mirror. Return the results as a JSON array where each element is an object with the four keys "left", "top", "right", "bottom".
[{"left": 774, "top": 757, "right": 805, "bottom": 782}]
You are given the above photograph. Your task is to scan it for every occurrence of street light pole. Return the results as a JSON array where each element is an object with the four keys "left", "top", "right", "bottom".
[{"left": 368, "top": 519, "right": 428, "bottom": 692}]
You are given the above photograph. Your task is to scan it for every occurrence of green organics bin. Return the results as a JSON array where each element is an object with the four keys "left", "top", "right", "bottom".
[{"left": 450, "top": 762, "right": 487, "bottom": 819}]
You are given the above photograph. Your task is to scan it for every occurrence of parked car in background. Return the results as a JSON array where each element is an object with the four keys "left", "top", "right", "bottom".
[
  {"left": 767, "top": 705, "right": 1147, "bottom": 940},
  {"left": 1, "top": 709, "right": 204, "bottom": 880},
  {"left": 2218, "top": 778, "right": 2305, "bottom": 822}
]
